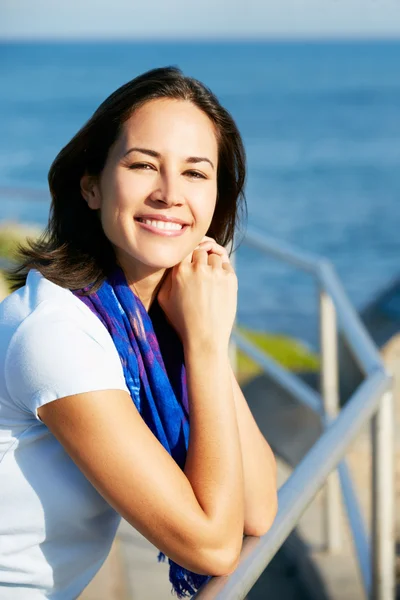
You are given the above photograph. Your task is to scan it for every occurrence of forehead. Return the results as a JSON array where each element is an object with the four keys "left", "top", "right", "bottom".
[{"left": 117, "top": 98, "right": 219, "bottom": 157}]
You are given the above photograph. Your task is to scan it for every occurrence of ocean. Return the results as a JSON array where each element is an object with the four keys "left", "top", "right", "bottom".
[{"left": 1, "top": 40, "right": 399, "bottom": 347}]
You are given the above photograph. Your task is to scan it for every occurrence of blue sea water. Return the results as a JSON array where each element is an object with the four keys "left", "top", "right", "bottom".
[{"left": 0, "top": 41, "right": 399, "bottom": 347}]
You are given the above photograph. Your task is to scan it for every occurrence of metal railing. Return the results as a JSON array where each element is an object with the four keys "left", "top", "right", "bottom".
[{"left": 194, "top": 227, "right": 395, "bottom": 599}]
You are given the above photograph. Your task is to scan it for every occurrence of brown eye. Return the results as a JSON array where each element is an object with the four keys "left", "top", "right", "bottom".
[
  {"left": 129, "top": 163, "right": 154, "bottom": 170},
  {"left": 185, "top": 170, "right": 206, "bottom": 179}
]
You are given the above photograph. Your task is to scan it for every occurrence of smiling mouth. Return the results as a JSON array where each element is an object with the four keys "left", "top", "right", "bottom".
[{"left": 135, "top": 218, "right": 185, "bottom": 231}]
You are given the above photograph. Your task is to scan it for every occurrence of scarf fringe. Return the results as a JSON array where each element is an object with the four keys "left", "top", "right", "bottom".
[{"left": 158, "top": 551, "right": 211, "bottom": 598}]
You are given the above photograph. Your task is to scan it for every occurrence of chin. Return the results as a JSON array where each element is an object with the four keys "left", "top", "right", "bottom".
[{"left": 134, "top": 248, "right": 190, "bottom": 270}]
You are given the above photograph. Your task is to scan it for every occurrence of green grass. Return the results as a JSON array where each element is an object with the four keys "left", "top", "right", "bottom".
[
  {"left": 0, "top": 221, "right": 41, "bottom": 261},
  {"left": 236, "top": 326, "right": 319, "bottom": 384},
  {"left": 0, "top": 222, "right": 42, "bottom": 298}
]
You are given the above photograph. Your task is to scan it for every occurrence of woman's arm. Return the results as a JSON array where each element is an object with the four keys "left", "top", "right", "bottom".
[
  {"left": 183, "top": 342, "right": 245, "bottom": 563},
  {"left": 230, "top": 367, "right": 278, "bottom": 537},
  {"left": 188, "top": 237, "right": 278, "bottom": 537},
  {"left": 38, "top": 382, "right": 244, "bottom": 577}
]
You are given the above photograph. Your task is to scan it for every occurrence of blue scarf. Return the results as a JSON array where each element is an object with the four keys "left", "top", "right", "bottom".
[{"left": 73, "top": 267, "right": 211, "bottom": 598}]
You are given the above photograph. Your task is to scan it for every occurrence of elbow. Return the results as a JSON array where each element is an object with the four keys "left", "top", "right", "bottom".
[
  {"left": 244, "top": 495, "right": 278, "bottom": 538},
  {"left": 199, "top": 527, "right": 244, "bottom": 577},
  {"left": 167, "top": 539, "right": 241, "bottom": 578},
  {"left": 174, "top": 516, "right": 244, "bottom": 577},
  {"left": 205, "top": 543, "right": 242, "bottom": 577}
]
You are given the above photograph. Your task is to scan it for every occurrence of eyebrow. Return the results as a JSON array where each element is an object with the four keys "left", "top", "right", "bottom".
[{"left": 123, "top": 147, "right": 215, "bottom": 170}]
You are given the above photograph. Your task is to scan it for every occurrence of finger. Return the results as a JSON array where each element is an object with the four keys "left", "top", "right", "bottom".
[
  {"left": 208, "top": 253, "right": 223, "bottom": 269},
  {"left": 222, "top": 261, "right": 235, "bottom": 273},
  {"left": 197, "top": 241, "right": 226, "bottom": 255},
  {"left": 196, "top": 241, "right": 230, "bottom": 263},
  {"left": 196, "top": 237, "right": 221, "bottom": 249},
  {"left": 192, "top": 248, "right": 208, "bottom": 265}
]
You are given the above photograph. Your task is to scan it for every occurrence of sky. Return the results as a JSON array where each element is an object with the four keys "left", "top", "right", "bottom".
[{"left": 1, "top": 0, "right": 400, "bottom": 40}]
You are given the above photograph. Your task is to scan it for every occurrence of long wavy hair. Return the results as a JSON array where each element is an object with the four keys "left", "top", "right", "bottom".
[{"left": 8, "top": 66, "right": 247, "bottom": 292}]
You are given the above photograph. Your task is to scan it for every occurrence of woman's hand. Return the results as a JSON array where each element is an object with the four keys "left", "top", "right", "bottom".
[
  {"left": 192, "top": 236, "right": 231, "bottom": 264},
  {"left": 157, "top": 237, "right": 237, "bottom": 352}
]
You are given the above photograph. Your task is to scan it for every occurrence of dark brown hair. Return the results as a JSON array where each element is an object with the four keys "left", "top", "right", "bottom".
[{"left": 8, "top": 66, "right": 247, "bottom": 292}]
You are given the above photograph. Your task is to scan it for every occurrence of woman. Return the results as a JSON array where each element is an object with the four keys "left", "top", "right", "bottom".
[{"left": 0, "top": 67, "right": 277, "bottom": 599}]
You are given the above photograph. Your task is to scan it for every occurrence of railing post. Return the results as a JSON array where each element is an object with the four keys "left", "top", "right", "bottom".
[
  {"left": 371, "top": 388, "right": 395, "bottom": 600},
  {"left": 319, "top": 288, "right": 342, "bottom": 553}
]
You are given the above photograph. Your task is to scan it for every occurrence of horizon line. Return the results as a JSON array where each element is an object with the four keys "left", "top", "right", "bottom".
[{"left": 1, "top": 34, "right": 400, "bottom": 43}]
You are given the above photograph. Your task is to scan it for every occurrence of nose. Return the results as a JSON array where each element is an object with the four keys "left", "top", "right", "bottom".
[{"left": 148, "top": 169, "right": 184, "bottom": 207}]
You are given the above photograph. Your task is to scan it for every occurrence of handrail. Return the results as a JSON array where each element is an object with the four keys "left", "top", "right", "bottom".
[
  {"left": 338, "top": 461, "right": 371, "bottom": 595},
  {"left": 196, "top": 227, "right": 395, "bottom": 599},
  {"left": 244, "top": 226, "right": 383, "bottom": 374},
  {"left": 233, "top": 320, "right": 372, "bottom": 595},
  {"left": 241, "top": 226, "right": 322, "bottom": 273},
  {"left": 195, "top": 372, "right": 390, "bottom": 599},
  {"left": 319, "top": 262, "right": 383, "bottom": 375},
  {"left": 232, "top": 328, "right": 322, "bottom": 415}
]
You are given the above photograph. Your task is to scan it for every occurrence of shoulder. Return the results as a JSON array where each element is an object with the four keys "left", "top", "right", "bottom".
[
  {"left": 1, "top": 270, "right": 128, "bottom": 419},
  {"left": 1, "top": 269, "right": 113, "bottom": 349}
]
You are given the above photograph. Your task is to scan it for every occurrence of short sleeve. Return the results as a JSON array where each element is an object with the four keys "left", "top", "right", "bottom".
[{"left": 5, "top": 302, "right": 130, "bottom": 421}]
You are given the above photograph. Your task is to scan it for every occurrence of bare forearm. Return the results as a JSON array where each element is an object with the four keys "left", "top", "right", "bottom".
[
  {"left": 183, "top": 343, "right": 245, "bottom": 549},
  {"left": 230, "top": 369, "right": 278, "bottom": 536}
]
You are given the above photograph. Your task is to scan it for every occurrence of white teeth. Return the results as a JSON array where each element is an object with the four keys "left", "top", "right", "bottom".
[{"left": 141, "top": 219, "right": 183, "bottom": 231}]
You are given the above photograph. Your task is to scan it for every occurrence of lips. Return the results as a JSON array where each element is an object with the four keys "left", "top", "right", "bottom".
[
  {"left": 135, "top": 214, "right": 190, "bottom": 226},
  {"left": 136, "top": 218, "right": 183, "bottom": 231},
  {"left": 134, "top": 215, "right": 190, "bottom": 237}
]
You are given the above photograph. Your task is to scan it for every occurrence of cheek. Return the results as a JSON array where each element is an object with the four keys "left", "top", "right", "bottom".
[
  {"left": 192, "top": 185, "right": 218, "bottom": 224},
  {"left": 109, "top": 174, "right": 135, "bottom": 208},
  {"left": 100, "top": 169, "right": 147, "bottom": 210}
]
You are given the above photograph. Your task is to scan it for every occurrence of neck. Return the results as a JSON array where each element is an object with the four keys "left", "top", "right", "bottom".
[
  {"left": 129, "top": 271, "right": 167, "bottom": 311},
  {"left": 116, "top": 256, "right": 168, "bottom": 311}
]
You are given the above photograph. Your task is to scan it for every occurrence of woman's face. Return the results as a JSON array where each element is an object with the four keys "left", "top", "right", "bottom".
[{"left": 84, "top": 98, "right": 219, "bottom": 276}]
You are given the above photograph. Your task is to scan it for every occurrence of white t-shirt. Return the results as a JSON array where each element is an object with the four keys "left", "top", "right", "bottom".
[{"left": 0, "top": 269, "right": 131, "bottom": 599}]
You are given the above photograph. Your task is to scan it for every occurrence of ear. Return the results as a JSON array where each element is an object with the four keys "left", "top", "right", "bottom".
[{"left": 80, "top": 173, "right": 101, "bottom": 210}]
